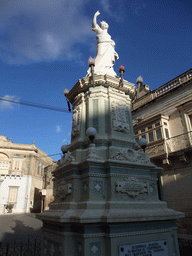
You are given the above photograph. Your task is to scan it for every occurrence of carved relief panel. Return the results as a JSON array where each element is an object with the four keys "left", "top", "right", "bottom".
[
  {"left": 56, "top": 180, "right": 72, "bottom": 200},
  {"left": 111, "top": 101, "right": 130, "bottom": 133},
  {"left": 71, "top": 106, "right": 81, "bottom": 138}
]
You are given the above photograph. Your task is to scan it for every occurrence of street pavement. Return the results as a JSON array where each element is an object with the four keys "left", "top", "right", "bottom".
[{"left": 0, "top": 213, "right": 42, "bottom": 246}]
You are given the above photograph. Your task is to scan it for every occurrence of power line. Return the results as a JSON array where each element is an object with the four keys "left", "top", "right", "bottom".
[
  {"left": 48, "top": 153, "right": 63, "bottom": 157},
  {"left": 0, "top": 96, "right": 72, "bottom": 113}
]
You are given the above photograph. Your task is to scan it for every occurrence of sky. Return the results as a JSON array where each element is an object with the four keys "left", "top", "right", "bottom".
[{"left": 0, "top": 0, "right": 191, "bottom": 161}]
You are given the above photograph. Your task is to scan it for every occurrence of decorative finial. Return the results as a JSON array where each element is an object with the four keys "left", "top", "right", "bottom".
[
  {"left": 136, "top": 76, "right": 143, "bottom": 98},
  {"left": 119, "top": 65, "right": 125, "bottom": 87},
  {"left": 88, "top": 57, "right": 95, "bottom": 67},
  {"left": 119, "top": 65, "right": 125, "bottom": 72},
  {"left": 86, "top": 127, "right": 97, "bottom": 144},
  {"left": 136, "top": 76, "right": 143, "bottom": 84},
  {"left": 61, "top": 145, "right": 68, "bottom": 154},
  {"left": 138, "top": 138, "right": 147, "bottom": 153},
  {"left": 63, "top": 88, "right": 69, "bottom": 96},
  {"left": 63, "top": 88, "right": 71, "bottom": 112},
  {"left": 88, "top": 57, "right": 95, "bottom": 86}
]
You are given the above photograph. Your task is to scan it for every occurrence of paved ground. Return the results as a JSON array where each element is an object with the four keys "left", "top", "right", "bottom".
[{"left": 0, "top": 213, "right": 42, "bottom": 246}]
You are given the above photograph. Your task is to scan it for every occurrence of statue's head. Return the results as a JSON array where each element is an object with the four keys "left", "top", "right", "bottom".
[{"left": 100, "top": 21, "right": 109, "bottom": 30}]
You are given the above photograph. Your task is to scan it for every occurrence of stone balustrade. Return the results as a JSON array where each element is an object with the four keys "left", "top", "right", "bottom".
[{"left": 154, "top": 69, "right": 192, "bottom": 97}]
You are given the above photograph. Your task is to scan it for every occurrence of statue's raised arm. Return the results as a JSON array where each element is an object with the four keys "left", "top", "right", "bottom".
[
  {"left": 92, "top": 11, "right": 100, "bottom": 30},
  {"left": 87, "top": 11, "right": 119, "bottom": 77}
]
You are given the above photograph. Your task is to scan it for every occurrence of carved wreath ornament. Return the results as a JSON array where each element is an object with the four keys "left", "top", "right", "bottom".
[
  {"left": 110, "top": 148, "right": 151, "bottom": 164},
  {"left": 111, "top": 101, "right": 130, "bottom": 133}
]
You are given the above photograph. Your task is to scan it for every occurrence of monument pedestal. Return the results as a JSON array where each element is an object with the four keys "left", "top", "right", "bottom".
[
  {"left": 37, "top": 75, "right": 184, "bottom": 256},
  {"left": 41, "top": 219, "right": 179, "bottom": 255}
]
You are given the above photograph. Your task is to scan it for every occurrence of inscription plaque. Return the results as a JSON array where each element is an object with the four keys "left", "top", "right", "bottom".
[
  {"left": 119, "top": 240, "right": 168, "bottom": 256},
  {"left": 116, "top": 177, "right": 148, "bottom": 197}
]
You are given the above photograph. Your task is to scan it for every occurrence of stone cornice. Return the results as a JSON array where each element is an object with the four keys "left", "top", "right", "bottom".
[{"left": 67, "top": 74, "right": 135, "bottom": 104}]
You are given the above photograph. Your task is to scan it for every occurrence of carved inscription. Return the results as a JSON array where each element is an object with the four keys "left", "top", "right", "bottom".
[
  {"left": 111, "top": 101, "right": 130, "bottom": 133},
  {"left": 116, "top": 177, "right": 148, "bottom": 197}
]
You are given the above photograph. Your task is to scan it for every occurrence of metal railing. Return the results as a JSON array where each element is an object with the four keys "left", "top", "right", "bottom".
[{"left": 0, "top": 238, "right": 41, "bottom": 256}]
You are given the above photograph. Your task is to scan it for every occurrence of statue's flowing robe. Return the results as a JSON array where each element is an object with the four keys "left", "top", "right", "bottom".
[{"left": 88, "top": 25, "right": 117, "bottom": 76}]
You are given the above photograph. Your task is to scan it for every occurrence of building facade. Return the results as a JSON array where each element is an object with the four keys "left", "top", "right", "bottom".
[
  {"left": 0, "top": 136, "right": 53, "bottom": 214},
  {"left": 132, "top": 68, "right": 192, "bottom": 236}
]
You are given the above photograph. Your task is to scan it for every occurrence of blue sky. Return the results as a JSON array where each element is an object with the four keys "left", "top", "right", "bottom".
[{"left": 0, "top": 0, "right": 192, "bottom": 161}]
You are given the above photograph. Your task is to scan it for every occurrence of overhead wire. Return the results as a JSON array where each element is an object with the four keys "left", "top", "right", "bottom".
[
  {"left": 0, "top": 96, "right": 72, "bottom": 160},
  {"left": 0, "top": 96, "right": 72, "bottom": 113}
]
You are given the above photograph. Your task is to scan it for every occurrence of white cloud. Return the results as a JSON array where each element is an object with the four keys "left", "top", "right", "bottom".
[
  {"left": 62, "top": 139, "right": 67, "bottom": 143},
  {"left": 56, "top": 125, "right": 61, "bottom": 133},
  {"left": 0, "top": 95, "right": 20, "bottom": 110},
  {"left": 99, "top": 0, "right": 123, "bottom": 21},
  {"left": 0, "top": 0, "right": 92, "bottom": 64}
]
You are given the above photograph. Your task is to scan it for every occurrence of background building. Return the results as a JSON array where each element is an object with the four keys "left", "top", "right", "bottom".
[
  {"left": 132, "top": 68, "right": 192, "bottom": 237},
  {"left": 0, "top": 136, "right": 53, "bottom": 214}
]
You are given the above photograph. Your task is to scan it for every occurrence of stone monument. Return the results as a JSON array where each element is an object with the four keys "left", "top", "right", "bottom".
[{"left": 37, "top": 11, "right": 184, "bottom": 256}]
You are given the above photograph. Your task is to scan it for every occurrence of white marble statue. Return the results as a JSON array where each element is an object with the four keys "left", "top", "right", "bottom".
[{"left": 87, "top": 11, "right": 119, "bottom": 77}]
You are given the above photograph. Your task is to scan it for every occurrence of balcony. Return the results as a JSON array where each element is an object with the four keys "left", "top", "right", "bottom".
[
  {"left": 166, "top": 131, "right": 192, "bottom": 153},
  {"left": 145, "top": 139, "right": 166, "bottom": 158},
  {"left": 144, "top": 131, "right": 192, "bottom": 159}
]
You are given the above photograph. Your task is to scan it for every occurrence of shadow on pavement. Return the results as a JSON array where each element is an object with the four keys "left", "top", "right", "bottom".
[{"left": 0, "top": 214, "right": 42, "bottom": 248}]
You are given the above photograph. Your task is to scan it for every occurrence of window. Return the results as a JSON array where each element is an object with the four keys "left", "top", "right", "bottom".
[
  {"left": 155, "top": 122, "right": 160, "bottom": 127},
  {"left": 8, "top": 187, "right": 18, "bottom": 203},
  {"left": 134, "top": 120, "right": 164, "bottom": 143},
  {"left": 156, "top": 129, "right": 162, "bottom": 140},
  {"left": 0, "top": 161, "right": 9, "bottom": 169},
  {"left": 189, "top": 115, "right": 192, "bottom": 129},
  {"left": 165, "top": 128, "right": 169, "bottom": 139},
  {"left": 13, "top": 158, "right": 22, "bottom": 171},
  {"left": 38, "top": 162, "right": 41, "bottom": 175},
  {"left": 0, "top": 153, "right": 9, "bottom": 170},
  {"left": 148, "top": 131, "right": 154, "bottom": 142},
  {"left": 41, "top": 164, "right": 44, "bottom": 176},
  {"left": 14, "top": 161, "right": 20, "bottom": 170}
]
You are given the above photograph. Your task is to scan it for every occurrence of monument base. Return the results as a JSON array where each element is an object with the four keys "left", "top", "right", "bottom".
[{"left": 40, "top": 218, "right": 180, "bottom": 256}]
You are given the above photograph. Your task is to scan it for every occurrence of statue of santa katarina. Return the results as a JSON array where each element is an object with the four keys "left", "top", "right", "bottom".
[{"left": 87, "top": 11, "right": 119, "bottom": 77}]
